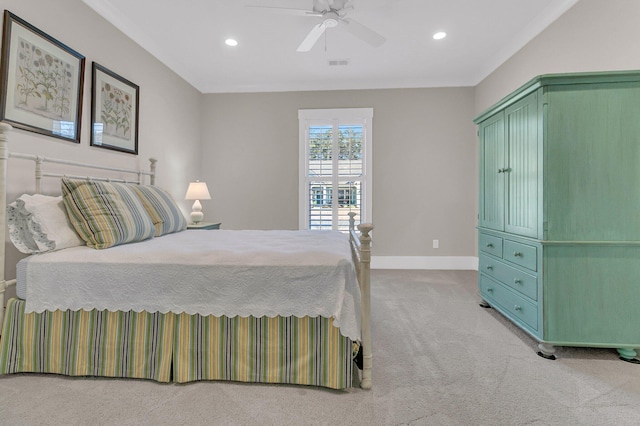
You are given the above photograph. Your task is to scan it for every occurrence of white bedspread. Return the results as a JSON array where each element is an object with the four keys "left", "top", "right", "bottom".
[{"left": 18, "top": 230, "right": 361, "bottom": 340}]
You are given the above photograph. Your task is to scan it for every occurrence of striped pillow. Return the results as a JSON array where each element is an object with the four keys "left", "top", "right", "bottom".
[
  {"left": 131, "top": 185, "right": 187, "bottom": 236},
  {"left": 61, "top": 178, "right": 156, "bottom": 249}
]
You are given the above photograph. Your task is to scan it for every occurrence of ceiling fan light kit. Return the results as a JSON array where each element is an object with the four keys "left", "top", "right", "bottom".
[{"left": 323, "top": 16, "right": 339, "bottom": 28}]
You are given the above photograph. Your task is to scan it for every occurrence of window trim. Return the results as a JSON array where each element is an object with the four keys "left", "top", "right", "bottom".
[{"left": 298, "top": 108, "right": 373, "bottom": 230}]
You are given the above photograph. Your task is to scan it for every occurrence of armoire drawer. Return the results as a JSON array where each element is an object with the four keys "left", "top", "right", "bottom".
[
  {"left": 479, "top": 275, "right": 538, "bottom": 331},
  {"left": 479, "top": 233, "right": 503, "bottom": 258},
  {"left": 479, "top": 255, "right": 538, "bottom": 301},
  {"left": 503, "top": 239, "right": 537, "bottom": 271}
]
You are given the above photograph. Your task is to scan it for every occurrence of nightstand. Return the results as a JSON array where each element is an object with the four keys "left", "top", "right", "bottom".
[{"left": 187, "top": 222, "right": 221, "bottom": 230}]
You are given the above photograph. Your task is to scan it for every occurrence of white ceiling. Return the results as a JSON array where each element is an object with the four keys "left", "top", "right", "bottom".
[{"left": 82, "top": 0, "right": 580, "bottom": 94}]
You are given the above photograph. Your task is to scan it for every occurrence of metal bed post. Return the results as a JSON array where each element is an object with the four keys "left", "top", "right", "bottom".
[
  {"left": 149, "top": 158, "right": 157, "bottom": 185},
  {"left": 0, "top": 123, "right": 11, "bottom": 330},
  {"left": 357, "top": 223, "right": 373, "bottom": 389},
  {"left": 35, "top": 157, "right": 43, "bottom": 194},
  {"left": 348, "top": 211, "right": 374, "bottom": 389}
]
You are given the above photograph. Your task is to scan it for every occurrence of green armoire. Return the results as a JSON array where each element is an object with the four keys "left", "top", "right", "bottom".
[{"left": 474, "top": 71, "right": 640, "bottom": 361}]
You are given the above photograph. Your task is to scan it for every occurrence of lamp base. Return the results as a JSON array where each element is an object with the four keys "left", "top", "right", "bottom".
[
  {"left": 190, "top": 199, "right": 204, "bottom": 224},
  {"left": 190, "top": 211, "right": 204, "bottom": 224}
]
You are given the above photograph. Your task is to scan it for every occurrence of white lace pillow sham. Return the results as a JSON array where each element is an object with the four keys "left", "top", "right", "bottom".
[{"left": 7, "top": 194, "right": 85, "bottom": 254}]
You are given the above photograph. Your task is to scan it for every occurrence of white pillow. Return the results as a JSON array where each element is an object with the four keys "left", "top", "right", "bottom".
[{"left": 7, "top": 194, "right": 84, "bottom": 254}]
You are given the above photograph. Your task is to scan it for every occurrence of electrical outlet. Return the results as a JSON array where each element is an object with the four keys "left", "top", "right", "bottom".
[{"left": 433, "top": 239, "right": 439, "bottom": 249}]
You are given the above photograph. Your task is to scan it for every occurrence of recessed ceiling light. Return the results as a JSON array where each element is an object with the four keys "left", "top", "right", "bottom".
[
  {"left": 433, "top": 32, "right": 446, "bottom": 40},
  {"left": 225, "top": 38, "right": 238, "bottom": 47}
]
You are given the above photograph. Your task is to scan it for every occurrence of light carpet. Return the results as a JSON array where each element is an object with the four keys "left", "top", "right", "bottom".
[{"left": 1, "top": 269, "right": 639, "bottom": 425}]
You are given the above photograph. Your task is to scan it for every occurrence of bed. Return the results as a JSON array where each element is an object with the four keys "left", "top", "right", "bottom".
[{"left": 0, "top": 122, "right": 373, "bottom": 390}]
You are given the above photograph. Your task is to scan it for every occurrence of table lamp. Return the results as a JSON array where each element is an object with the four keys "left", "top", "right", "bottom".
[{"left": 184, "top": 180, "right": 211, "bottom": 224}]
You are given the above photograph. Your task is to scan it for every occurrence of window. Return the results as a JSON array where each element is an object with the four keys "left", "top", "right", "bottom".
[{"left": 299, "top": 108, "right": 372, "bottom": 231}]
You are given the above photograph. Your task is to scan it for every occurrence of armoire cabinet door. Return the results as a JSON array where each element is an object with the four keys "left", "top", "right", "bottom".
[
  {"left": 504, "top": 93, "right": 539, "bottom": 238},
  {"left": 478, "top": 112, "right": 505, "bottom": 231}
]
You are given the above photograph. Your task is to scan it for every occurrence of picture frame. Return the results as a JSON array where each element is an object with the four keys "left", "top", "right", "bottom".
[
  {"left": 91, "top": 62, "right": 139, "bottom": 155},
  {"left": 0, "top": 11, "right": 85, "bottom": 143}
]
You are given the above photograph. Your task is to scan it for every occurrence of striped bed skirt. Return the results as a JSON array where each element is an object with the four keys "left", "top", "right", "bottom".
[{"left": 0, "top": 298, "right": 354, "bottom": 389}]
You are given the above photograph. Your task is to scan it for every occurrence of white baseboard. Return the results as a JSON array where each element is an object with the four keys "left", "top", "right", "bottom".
[{"left": 371, "top": 256, "right": 479, "bottom": 270}]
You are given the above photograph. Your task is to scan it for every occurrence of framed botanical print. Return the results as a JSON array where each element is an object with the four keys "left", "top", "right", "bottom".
[
  {"left": 91, "top": 62, "right": 139, "bottom": 155},
  {"left": 0, "top": 11, "right": 85, "bottom": 143}
]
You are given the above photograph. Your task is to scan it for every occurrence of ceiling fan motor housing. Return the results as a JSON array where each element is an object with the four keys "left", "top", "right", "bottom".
[{"left": 323, "top": 12, "right": 340, "bottom": 28}]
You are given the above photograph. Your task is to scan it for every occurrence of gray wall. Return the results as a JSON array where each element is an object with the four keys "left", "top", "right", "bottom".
[
  {"left": 2, "top": 0, "right": 202, "bottom": 280},
  {"left": 200, "top": 88, "right": 477, "bottom": 258},
  {"left": 475, "top": 0, "right": 640, "bottom": 113}
]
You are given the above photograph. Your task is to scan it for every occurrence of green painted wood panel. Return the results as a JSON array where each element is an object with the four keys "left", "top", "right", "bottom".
[
  {"left": 503, "top": 239, "right": 537, "bottom": 271},
  {"left": 479, "top": 233, "right": 503, "bottom": 257},
  {"left": 543, "top": 244, "right": 640, "bottom": 346},
  {"left": 479, "top": 254, "right": 537, "bottom": 301},
  {"left": 480, "top": 274, "right": 539, "bottom": 333},
  {"left": 545, "top": 82, "right": 640, "bottom": 241},
  {"left": 505, "top": 93, "right": 539, "bottom": 237},
  {"left": 479, "top": 112, "right": 505, "bottom": 231}
]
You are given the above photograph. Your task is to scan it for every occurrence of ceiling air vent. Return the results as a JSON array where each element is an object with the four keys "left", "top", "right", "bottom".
[{"left": 328, "top": 59, "right": 349, "bottom": 67}]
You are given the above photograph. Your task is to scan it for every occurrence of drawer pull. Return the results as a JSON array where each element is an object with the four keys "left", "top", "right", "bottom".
[
  {"left": 513, "top": 251, "right": 522, "bottom": 257},
  {"left": 514, "top": 279, "right": 522, "bottom": 285},
  {"left": 487, "top": 288, "right": 494, "bottom": 293},
  {"left": 486, "top": 243, "right": 494, "bottom": 248},
  {"left": 486, "top": 265, "right": 494, "bottom": 270},
  {"left": 514, "top": 305, "right": 522, "bottom": 311}
]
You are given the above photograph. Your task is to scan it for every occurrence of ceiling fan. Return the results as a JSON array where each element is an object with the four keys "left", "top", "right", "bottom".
[{"left": 248, "top": 0, "right": 386, "bottom": 52}]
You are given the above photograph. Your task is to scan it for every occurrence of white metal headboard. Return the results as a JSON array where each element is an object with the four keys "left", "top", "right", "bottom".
[
  {"left": 9, "top": 152, "right": 156, "bottom": 193},
  {"left": 0, "top": 122, "right": 156, "bottom": 328}
]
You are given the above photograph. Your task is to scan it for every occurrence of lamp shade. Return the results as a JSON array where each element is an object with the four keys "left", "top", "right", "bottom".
[{"left": 185, "top": 181, "right": 211, "bottom": 200}]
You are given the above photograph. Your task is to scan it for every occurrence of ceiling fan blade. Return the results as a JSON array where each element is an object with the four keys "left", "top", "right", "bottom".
[
  {"left": 245, "top": 5, "right": 322, "bottom": 17},
  {"left": 297, "top": 23, "right": 327, "bottom": 52},
  {"left": 339, "top": 18, "right": 386, "bottom": 47}
]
